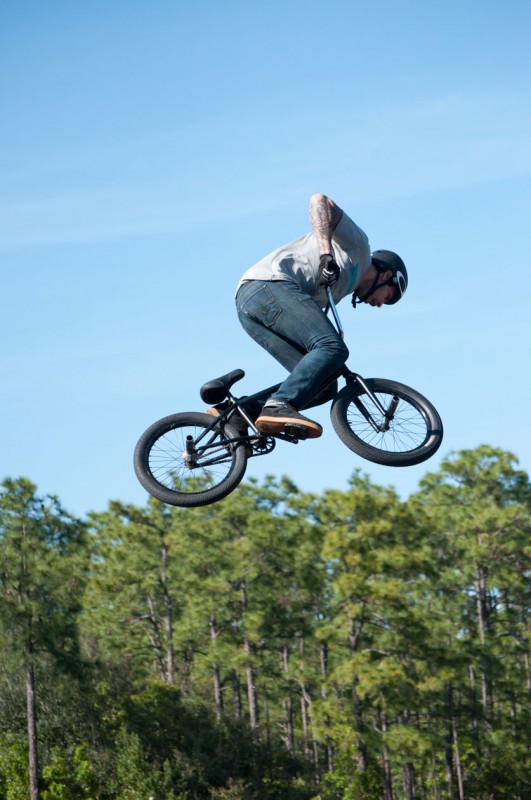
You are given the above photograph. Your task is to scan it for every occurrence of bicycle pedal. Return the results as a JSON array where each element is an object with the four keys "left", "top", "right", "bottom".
[{"left": 283, "top": 423, "right": 309, "bottom": 440}]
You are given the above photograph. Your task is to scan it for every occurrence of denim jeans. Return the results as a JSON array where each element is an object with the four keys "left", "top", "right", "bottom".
[{"left": 236, "top": 279, "right": 349, "bottom": 410}]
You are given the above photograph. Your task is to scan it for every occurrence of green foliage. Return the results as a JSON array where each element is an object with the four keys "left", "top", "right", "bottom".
[
  {"left": 0, "top": 737, "right": 29, "bottom": 800},
  {"left": 0, "top": 450, "right": 529, "bottom": 799},
  {"left": 110, "top": 727, "right": 157, "bottom": 800},
  {"left": 42, "top": 745, "right": 98, "bottom": 800},
  {"left": 209, "top": 778, "right": 251, "bottom": 799}
]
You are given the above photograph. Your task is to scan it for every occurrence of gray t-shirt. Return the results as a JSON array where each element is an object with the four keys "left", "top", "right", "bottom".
[{"left": 236, "top": 212, "right": 371, "bottom": 308}]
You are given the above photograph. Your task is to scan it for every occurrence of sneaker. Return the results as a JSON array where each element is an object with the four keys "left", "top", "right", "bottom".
[
  {"left": 256, "top": 402, "right": 323, "bottom": 439},
  {"left": 207, "top": 402, "right": 229, "bottom": 419},
  {"left": 207, "top": 405, "right": 253, "bottom": 455}
]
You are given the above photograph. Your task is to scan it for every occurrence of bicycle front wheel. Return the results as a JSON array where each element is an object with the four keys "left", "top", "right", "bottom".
[
  {"left": 134, "top": 412, "right": 247, "bottom": 507},
  {"left": 331, "top": 378, "right": 443, "bottom": 467}
]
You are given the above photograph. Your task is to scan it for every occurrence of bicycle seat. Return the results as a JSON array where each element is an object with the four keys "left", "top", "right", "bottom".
[{"left": 200, "top": 369, "right": 245, "bottom": 404}]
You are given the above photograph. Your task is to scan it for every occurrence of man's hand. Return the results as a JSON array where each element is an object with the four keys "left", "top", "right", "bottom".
[{"left": 320, "top": 253, "right": 340, "bottom": 286}]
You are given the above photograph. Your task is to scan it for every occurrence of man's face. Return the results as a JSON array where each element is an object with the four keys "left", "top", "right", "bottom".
[{"left": 363, "top": 269, "right": 396, "bottom": 307}]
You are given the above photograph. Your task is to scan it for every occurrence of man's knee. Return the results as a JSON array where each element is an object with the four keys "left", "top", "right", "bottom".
[
  {"left": 329, "top": 339, "right": 349, "bottom": 364},
  {"left": 316, "top": 334, "right": 348, "bottom": 361}
]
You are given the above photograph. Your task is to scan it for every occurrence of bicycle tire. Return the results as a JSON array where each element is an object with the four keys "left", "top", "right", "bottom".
[
  {"left": 134, "top": 412, "right": 248, "bottom": 507},
  {"left": 331, "top": 378, "right": 443, "bottom": 467}
]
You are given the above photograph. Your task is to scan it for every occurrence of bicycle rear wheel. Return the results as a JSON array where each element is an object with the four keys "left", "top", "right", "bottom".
[
  {"left": 331, "top": 378, "right": 443, "bottom": 466},
  {"left": 134, "top": 412, "right": 247, "bottom": 507}
]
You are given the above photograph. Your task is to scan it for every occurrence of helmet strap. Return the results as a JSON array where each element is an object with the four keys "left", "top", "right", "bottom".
[{"left": 352, "top": 269, "right": 383, "bottom": 308}]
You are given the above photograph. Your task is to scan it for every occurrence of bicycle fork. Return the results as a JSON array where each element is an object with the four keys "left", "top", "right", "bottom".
[{"left": 344, "top": 370, "right": 400, "bottom": 433}]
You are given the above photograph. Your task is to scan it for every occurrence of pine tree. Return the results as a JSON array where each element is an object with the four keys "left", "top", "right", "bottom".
[
  {"left": 0, "top": 478, "right": 87, "bottom": 800},
  {"left": 83, "top": 499, "right": 180, "bottom": 685}
]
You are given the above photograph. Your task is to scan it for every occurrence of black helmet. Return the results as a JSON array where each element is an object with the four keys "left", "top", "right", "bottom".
[{"left": 371, "top": 250, "right": 408, "bottom": 304}]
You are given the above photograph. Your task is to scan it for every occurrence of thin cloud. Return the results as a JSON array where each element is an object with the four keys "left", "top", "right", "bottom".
[{"left": 1, "top": 90, "right": 529, "bottom": 248}]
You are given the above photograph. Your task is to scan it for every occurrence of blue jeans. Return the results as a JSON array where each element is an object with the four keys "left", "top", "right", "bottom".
[{"left": 236, "top": 279, "right": 349, "bottom": 410}]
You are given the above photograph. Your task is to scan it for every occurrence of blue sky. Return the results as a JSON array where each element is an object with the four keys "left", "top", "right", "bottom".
[{"left": 2, "top": 0, "right": 531, "bottom": 516}]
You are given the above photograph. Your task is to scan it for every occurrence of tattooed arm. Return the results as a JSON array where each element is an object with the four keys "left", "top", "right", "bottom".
[{"left": 309, "top": 193, "right": 344, "bottom": 254}]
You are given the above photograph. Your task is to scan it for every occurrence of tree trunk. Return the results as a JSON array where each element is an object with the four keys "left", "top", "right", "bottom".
[
  {"left": 282, "top": 645, "right": 294, "bottom": 753},
  {"left": 232, "top": 671, "right": 242, "bottom": 719},
  {"left": 320, "top": 641, "right": 333, "bottom": 771},
  {"left": 349, "top": 618, "right": 367, "bottom": 773},
  {"left": 380, "top": 711, "right": 394, "bottom": 800},
  {"left": 245, "top": 652, "right": 258, "bottom": 728},
  {"left": 210, "top": 617, "right": 223, "bottom": 720},
  {"left": 181, "top": 646, "right": 195, "bottom": 693},
  {"left": 401, "top": 763, "right": 415, "bottom": 800},
  {"left": 212, "top": 663, "right": 223, "bottom": 720},
  {"left": 160, "top": 541, "right": 175, "bottom": 683},
  {"left": 240, "top": 581, "right": 258, "bottom": 728},
  {"left": 298, "top": 638, "right": 310, "bottom": 759},
  {"left": 443, "top": 683, "right": 455, "bottom": 795},
  {"left": 452, "top": 717, "right": 465, "bottom": 800},
  {"left": 299, "top": 682, "right": 319, "bottom": 780},
  {"left": 263, "top": 691, "right": 272, "bottom": 759},
  {"left": 468, "top": 664, "right": 481, "bottom": 758},
  {"left": 475, "top": 562, "right": 493, "bottom": 719},
  {"left": 352, "top": 681, "right": 367, "bottom": 773},
  {"left": 145, "top": 595, "right": 168, "bottom": 681},
  {"left": 443, "top": 682, "right": 466, "bottom": 799},
  {"left": 300, "top": 691, "right": 310, "bottom": 757},
  {"left": 26, "top": 640, "right": 40, "bottom": 800},
  {"left": 401, "top": 709, "right": 415, "bottom": 800}
]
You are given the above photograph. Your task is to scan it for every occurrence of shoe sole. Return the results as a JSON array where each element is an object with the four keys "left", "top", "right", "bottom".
[{"left": 255, "top": 415, "right": 322, "bottom": 439}]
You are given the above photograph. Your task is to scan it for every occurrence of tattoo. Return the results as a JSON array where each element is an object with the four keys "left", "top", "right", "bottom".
[{"left": 309, "top": 194, "right": 343, "bottom": 253}]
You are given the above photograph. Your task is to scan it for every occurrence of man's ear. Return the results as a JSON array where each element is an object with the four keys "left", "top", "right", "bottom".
[{"left": 379, "top": 269, "right": 393, "bottom": 284}]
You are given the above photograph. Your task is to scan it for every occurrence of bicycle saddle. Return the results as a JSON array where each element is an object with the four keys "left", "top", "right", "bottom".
[{"left": 200, "top": 369, "right": 245, "bottom": 404}]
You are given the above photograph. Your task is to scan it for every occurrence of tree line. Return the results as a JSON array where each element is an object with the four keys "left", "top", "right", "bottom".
[{"left": 0, "top": 445, "right": 529, "bottom": 800}]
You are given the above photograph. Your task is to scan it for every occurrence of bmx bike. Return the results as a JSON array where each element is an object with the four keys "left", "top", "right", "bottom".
[{"left": 134, "top": 290, "right": 443, "bottom": 508}]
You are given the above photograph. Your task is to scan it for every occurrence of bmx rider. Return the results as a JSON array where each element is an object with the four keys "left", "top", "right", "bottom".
[{"left": 226, "top": 193, "right": 408, "bottom": 439}]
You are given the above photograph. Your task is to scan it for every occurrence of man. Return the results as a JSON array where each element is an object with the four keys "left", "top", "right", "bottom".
[{"left": 234, "top": 193, "right": 408, "bottom": 439}]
